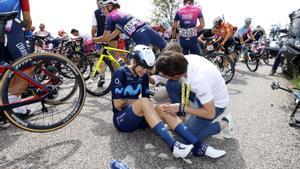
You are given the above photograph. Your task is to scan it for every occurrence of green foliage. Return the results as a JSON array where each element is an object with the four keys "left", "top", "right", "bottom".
[{"left": 150, "top": 0, "right": 180, "bottom": 24}]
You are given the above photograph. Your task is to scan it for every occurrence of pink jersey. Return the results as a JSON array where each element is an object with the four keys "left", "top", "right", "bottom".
[{"left": 174, "top": 4, "right": 203, "bottom": 29}]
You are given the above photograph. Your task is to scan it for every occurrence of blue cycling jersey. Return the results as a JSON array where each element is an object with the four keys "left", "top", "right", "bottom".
[
  {"left": 0, "top": 0, "right": 22, "bottom": 18},
  {"left": 111, "top": 66, "right": 150, "bottom": 113}
]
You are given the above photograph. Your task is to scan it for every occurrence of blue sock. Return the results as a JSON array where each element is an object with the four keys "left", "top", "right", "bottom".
[
  {"left": 152, "top": 122, "right": 175, "bottom": 150},
  {"left": 175, "top": 123, "right": 198, "bottom": 144}
]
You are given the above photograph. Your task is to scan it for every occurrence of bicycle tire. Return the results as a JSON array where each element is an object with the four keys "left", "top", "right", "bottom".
[
  {"left": 1, "top": 52, "right": 86, "bottom": 132},
  {"left": 245, "top": 52, "right": 259, "bottom": 72},
  {"left": 60, "top": 51, "right": 87, "bottom": 79},
  {"left": 206, "top": 52, "right": 235, "bottom": 84},
  {"left": 30, "top": 60, "right": 78, "bottom": 104},
  {"left": 262, "top": 53, "right": 274, "bottom": 66},
  {"left": 86, "top": 56, "right": 115, "bottom": 96}
]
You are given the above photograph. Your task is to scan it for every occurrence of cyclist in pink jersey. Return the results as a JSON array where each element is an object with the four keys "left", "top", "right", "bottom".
[{"left": 172, "top": 0, "right": 205, "bottom": 55}]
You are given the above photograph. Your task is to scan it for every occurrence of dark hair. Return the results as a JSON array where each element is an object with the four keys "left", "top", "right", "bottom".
[
  {"left": 155, "top": 51, "right": 188, "bottom": 76},
  {"left": 164, "top": 42, "right": 183, "bottom": 53},
  {"left": 71, "top": 29, "right": 78, "bottom": 34},
  {"left": 112, "top": 4, "right": 120, "bottom": 9},
  {"left": 184, "top": 0, "right": 194, "bottom": 4}
]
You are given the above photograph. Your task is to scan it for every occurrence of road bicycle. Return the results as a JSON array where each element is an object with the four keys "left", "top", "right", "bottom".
[
  {"left": 85, "top": 44, "right": 130, "bottom": 96},
  {"left": 0, "top": 12, "right": 86, "bottom": 132},
  {"left": 271, "top": 81, "right": 300, "bottom": 127},
  {"left": 229, "top": 43, "right": 260, "bottom": 72},
  {"left": 202, "top": 38, "right": 235, "bottom": 84}
]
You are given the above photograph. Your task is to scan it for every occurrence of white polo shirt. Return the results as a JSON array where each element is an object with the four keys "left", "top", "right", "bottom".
[{"left": 184, "top": 55, "right": 229, "bottom": 108}]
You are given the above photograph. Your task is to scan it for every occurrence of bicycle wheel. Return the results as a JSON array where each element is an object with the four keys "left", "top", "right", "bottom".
[
  {"left": 29, "top": 60, "right": 78, "bottom": 104},
  {"left": 1, "top": 53, "right": 86, "bottom": 132},
  {"left": 245, "top": 52, "right": 259, "bottom": 72},
  {"left": 61, "top": 51, "right": 89, "bottom": 79},
  {"left": 206, "top": 52, "right": 235, "bottom": 84},
  {"left": 262, "top": 50, "right": 274, "bottom": 66},
  {"left": 85, "top": 56, "right": 115, "bottom": 96}
]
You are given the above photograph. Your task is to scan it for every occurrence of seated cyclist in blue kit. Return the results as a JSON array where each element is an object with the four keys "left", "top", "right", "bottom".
[
  {"left": 111, "top": 44, "right": 226, "bottom": 159},
  {"left": 90, "top": 0, "right": 167, "bottom": 50}
]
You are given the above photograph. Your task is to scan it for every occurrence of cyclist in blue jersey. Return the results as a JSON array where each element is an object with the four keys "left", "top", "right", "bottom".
[
  {"left": 234, "top": 17, "right": 256, "bottom": 45},
  {"left": 172, "top": 0, "right": 205, "bottom": 55},
  {"left": 111, "top": 44, "right": 226, "bottom": 159},
  {"left": 0, "top": 0, "right": 33, "bottom": 128},
  {"left": 90, "top": 0, "right": 167, "bottom": 50}
]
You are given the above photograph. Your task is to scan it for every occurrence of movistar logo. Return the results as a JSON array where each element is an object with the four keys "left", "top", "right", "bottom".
[{"left": 115, "top": 84, "right": 142, "bottom": 96}]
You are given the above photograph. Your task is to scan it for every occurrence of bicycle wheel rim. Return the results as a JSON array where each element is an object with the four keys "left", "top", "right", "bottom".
[
  {"left": 245, "top": 53, "right": 259, "bottom": 72},
  {"left": 1, "top": 53, "right": 86, "bottom": 132},
  {"left": 86, "top": 57, "right": 115, "bottom": 96}
]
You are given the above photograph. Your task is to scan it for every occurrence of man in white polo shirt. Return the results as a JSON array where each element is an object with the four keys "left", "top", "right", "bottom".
[{"left": 155, "top": 45, "right": 234, "bottom": 141}]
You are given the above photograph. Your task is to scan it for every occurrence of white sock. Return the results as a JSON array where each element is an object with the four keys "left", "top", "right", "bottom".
[
  {"left": 8, "top": 95, "right": 26, "bottom": 114},
  {"left": 205, "top": 146, "right": 226, "bottom": 158}
]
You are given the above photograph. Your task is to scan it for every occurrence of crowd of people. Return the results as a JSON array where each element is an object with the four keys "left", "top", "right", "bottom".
[{"left": 0, "top": 0, "right": 275, "bottom": 163}]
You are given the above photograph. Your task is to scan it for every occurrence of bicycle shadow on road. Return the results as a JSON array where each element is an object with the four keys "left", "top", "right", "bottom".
[
  {"left": 0, "top": 139, "right": 82, "bottom": 169},
  {"left": 229, "top": 72, "right": 248, "bottom": 85},
  {"left": 0, "top": 127, "right": 22, "bottom": 153},
  {"left": 228, "top": 88, "right": 242, "bottom": 95},
  {"left": 235, "top": 69, "right": 272, "bottom": 81}
]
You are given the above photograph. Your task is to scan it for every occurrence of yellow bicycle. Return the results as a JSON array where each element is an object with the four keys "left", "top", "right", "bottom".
[{"left": 85, "top": 44, "right": 130, "bottom": 96}]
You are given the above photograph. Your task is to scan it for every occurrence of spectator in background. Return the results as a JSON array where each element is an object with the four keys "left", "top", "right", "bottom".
[
  {"left": 57, "top": 29, "right": 68, "bottom": 38},
  {"left": 71, "top": 28, "right": 79, "bottom": 37},
  {"left": 34, "top": 23, "right": 50, "bottom": 37},
  {"left": 30, "top": 26, "right": 35, "bottom": 33},
  {"left": 252, "top": 25, "right": 266, "bottom": 41}
]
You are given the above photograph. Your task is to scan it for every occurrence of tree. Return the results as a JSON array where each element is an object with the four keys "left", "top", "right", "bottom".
[{"left": 150, "top": 0, "right": 180, "bottom": 24}]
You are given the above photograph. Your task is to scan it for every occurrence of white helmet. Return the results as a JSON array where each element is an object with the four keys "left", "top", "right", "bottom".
[
  {"left": 245, "top": 17, "right": 252, "bottom": 23},
  {"left": 213, "top": 16, "right": 223, "bottom": 27},
  {"left": 160, "top": 19, "right": 171, "bottom": 30},
  {"left": 101, "top": 0, "right": 119, "bottom": 6},
  {"left": 132, "top": 45, "right": 155, "bottom": 69}
]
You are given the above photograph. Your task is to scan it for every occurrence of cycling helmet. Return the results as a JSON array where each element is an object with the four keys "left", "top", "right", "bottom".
[
  {"left": 213, "top": 16, "right": 223, "bottom": 27},
  {"left": 101, "top": 0, "right": 119, "bottom": 5},
  {"left": 132, "top": 45, "right": 155, "bottom": 69},
  {"left": 160, "top": 19, "right": 171, "bottom": 31},
  {"left": 245, "top": 17, "right": 252, "bottom": 23}
]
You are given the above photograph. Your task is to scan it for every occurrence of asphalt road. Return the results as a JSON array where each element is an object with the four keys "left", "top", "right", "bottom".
[{"left": 0, "top": 63, "right": 299, "bottom": 169}]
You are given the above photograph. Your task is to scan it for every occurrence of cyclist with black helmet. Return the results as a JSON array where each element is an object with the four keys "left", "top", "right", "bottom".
[
  {"left": 111, "top": 45, "right": 226, "bottom": 159},
  {"left": 91, "top": 0, "right": 167, "bottom": 50},
  {"left": 172, "top": 0, "right": 205, "bottom": 55}
]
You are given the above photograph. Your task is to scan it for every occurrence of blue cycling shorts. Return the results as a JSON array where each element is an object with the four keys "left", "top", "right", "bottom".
[
  {"left": 113, "top": 105, "right": 149, "bottom": 132},
  {"left": 179, "top": 37, "right": 201, "bottom": 55},
  {"left": 132, "top": 25, "right": 167, "bottom": 49},
  {"left": 5, "top": 19, "right": 29, "bottom": 62}
]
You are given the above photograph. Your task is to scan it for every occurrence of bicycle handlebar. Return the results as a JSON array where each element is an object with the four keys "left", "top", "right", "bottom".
[{"left": 271, "top": 81, "right": 293, "bottom": 93}]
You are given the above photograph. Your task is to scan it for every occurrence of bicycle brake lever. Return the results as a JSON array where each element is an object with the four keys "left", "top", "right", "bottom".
[{"left": 271, "top": 81, "right": 279, "bottom": 90}]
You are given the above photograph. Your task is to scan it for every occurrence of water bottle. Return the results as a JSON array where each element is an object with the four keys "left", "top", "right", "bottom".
[{"left": 110, "top": 160, "right": 130, "bottom": 169}]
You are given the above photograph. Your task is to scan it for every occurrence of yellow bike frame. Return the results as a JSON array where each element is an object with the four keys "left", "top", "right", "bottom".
[{"left": 92, "top": 46, "right": 130, "bottom": 76}]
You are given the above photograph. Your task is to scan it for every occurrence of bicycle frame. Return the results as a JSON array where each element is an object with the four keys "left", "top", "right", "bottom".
[
  {"left": 0, "top": 64, "right": 50, "bottom": 111},
  {"left": 92, "top": 45, "right": 130, "bottom": 76},
  {"left": 271, "top": 81, "right": 300, "bottom": 127}
]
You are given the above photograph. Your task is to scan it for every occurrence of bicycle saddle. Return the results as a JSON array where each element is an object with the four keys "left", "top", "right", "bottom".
[{"left": 0, "top": 11, "right": 19, "bottom": 23}]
